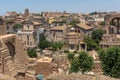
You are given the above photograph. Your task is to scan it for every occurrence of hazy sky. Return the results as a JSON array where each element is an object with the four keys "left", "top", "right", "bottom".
[{"left": 0, "top": 0, "right": 120, "bottom": 15}]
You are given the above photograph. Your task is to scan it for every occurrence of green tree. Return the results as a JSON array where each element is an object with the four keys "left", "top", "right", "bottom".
[
  {"left": 27, "top": 49, "right": 37, "bottom": 58},
  {"left": 69, "top": 58, "right": 80, "bottom": 73},
  {"left": 67, "top": 52, "right": 74, "bottom": 61},
  {"left": 84, "top": 36, "right": 100, "bottom": 51},
  {"left": 38, "top": 33, "right": 50, "bottom": 50},
  {"left": 111, "top": 59, "right": 120, "bottom": 78},
  {"left": 83, "top": 29, "right": 105, "bottom": 51},
  {"left": 50, "top": 42, "right": 63, "bottom": 51},
  {"left": 13, "top": 23, "right": 23, "bottom": 30},
  {"left": 50, "top": 42, "right": 58, "bottom": 51},
  {"left": 98, "top": 46, "right": 120, "bottom": 78},
  {"left": 69, "top": 51, "right": 93, "bottom": 73},
  {"left": 89, "top": 12, "right": 97, "bottom": 15},
  {"left": 78, "top": 51, "right": 93, "bottom": 73},
  {"left": 57, "top": 42, "right": 63, "bottom": 50},
  {"left": 91, "top": 29, "right": 106, "bottom": 44}
]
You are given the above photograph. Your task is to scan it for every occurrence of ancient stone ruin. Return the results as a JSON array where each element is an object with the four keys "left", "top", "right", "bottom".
[
  {"left": 0, "top": 17, "right": 28, "bottom": 78},
  {"left": 100, "top": 13, "right": 120, "bottom": 48}
]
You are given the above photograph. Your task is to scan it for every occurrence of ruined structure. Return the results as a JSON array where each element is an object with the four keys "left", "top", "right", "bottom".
[
  {"left": 36, "top": 57, "right": 52, "bottom": 77},
  {"left": 0, "top": 17, "right": 28, "bottom": 78},
  {"left": 100, "top": 14, "right": 120, "bottom": 48}
]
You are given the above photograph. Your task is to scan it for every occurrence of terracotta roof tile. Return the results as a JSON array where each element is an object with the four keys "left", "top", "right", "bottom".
[{"left": 77, "top": 23, "right": 94, "bottom": 30}]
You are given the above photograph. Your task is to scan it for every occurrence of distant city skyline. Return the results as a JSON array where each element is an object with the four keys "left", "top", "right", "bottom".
[{"left": 0, "top": 0, "right": 120, "bottom": 15}]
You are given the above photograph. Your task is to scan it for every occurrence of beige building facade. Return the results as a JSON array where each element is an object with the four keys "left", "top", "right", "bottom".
[
  {"left": 17, "top": 21, "right": 37, "bottom": 48},
  {"left": 65, "top": 23, "right": 94, "bottom": 51},
  {"left": 65, "top": 32, "right": 81, "bottom": 50},
  {"left": 49, "top": 25, "right": 68, "bottom": 42},
  {"left": 47, "top": 23, "right": 93, "bottom": 51}
]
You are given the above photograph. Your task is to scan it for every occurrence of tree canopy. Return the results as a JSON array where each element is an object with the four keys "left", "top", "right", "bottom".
[
  {"left": 89, "top": 12, "right": 98, "bottom": 15},
  {"left": 38, "top": 33, "right": 50, "bottom": 50},
  {"left": 98, "top": 47, "right": 120, "bottom": 78},
  {"left": 84, "top": 36, "right": 99, "bottom": 51},
  {"left": 78, "top": 51, "right": 93, "bottom": 73},
  {"left": 91, "top": 29, "right": 106, "bottom": 44},
  {"left": 27, "top": 49, "right": 37, "bottom": 58},
  {"left": 69, "top": 51, "right": 93, "bottom": 73},
  {"left": 69, "top": 58, "right": 79, "bottom": 73},
  {"left": 13, "top": 23, "right": 23, "bottom": 30},
  {"left": 50, "top": 42, "right": 63, "bottom": 51},
  {"left": 67, "top": 52, "right": 74, "bottom": 61},
  {"left": 84, "top": 29, "right": 105, "bottom": 51}
]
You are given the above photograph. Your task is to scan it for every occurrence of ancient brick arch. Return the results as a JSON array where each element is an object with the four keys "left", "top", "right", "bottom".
[
  {"left": 100, "top": 14, "right": 120, "bottom": 49},
  {"left": 106, "top": 14, "right": 120, "bottom": 24},
  {"left": 5, "top": 42, "right": 15, "bottom": 59},
  {"left": 1, "top": 34, "right": 16, "bottom": 59},
  {"left": 0, "top": 34, "right": 28, "bottom": 76},
  {"left": 105, "top": 14, "right": 120, "bottom": 34}
]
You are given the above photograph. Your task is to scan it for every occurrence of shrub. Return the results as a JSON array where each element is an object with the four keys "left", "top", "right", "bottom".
[{"left": 27, "top": 49, "right": 37, "bottom": 58}]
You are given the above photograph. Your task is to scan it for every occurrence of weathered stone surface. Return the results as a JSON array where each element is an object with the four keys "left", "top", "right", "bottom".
[
  {"left": 36, "top": 57, "right": 52, "bottom": 77},
  {"left": 0, "top": 73, "right": 16, "bottom": 80},
  {"left": 101, "top": 13, "right": 120, "bottom": 47},
  {"left": 0, "top": 34, "right": 28, "bottom": 77}
]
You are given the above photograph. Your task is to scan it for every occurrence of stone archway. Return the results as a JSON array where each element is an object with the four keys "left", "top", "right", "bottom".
[
  {"left": 105, "top": 14, "right": 120, "bottom": 34},
  {"left": 110, "top": 17, "right": 120, "bottom": 34},
  {"left": 5, "top": 42, "right": 16, "bottom": 59},
  {"left": 0, "top": 34, "right": 28, "bottom": 76}
]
